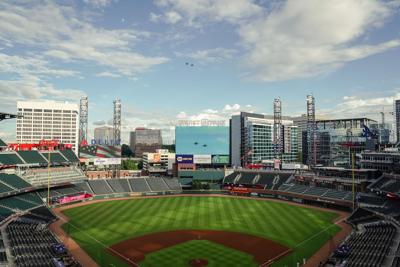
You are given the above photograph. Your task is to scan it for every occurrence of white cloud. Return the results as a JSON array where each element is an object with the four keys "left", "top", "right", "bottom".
[
  {"left": 154, "top": 0, "right": 262, "bottom": 25},
  {"left": 0, "top": 53, "right": 77, "bottom": 77},
  {"left": 95, "top": 71, "right": 121, "bottom": 78},
  {"left": 238, "top": 0, "right": 400, "bottom": 81},
  {"left": 83, "top": 0, "right": 118, "bottom": 8},
  {"left": 175, "top": 47, "right": 236, "bottom": 64},
  {"left": 157, "top": 0, "right": 400, "bottom": 81},
  {"left": 0, "top": 1, "right": 168, "bottom": 78},
  {"left": 321, "top": 92, "right": 400, "bottom": 122},
  {"left": 149, "top": 12, "right": 162, "bottom": 23},
  {"left": 0, "top": 75, "right": 85, "bottom": 111},
  {"left": 165, "top": 11, "right": 183, "bottom": 24}
]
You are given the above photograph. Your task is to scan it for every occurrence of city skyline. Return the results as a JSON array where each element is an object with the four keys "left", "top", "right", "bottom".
[{"left": 1, "top": 0, "right": 400, "bottom": 144}]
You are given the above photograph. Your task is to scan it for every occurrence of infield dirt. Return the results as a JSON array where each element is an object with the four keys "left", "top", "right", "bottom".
[{"left": 107, "top": 229, "right": 291, "bottom": 266}]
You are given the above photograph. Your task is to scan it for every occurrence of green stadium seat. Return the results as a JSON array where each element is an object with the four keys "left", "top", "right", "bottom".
[
  {"left": 0, "top": 153, "right": 24, "bottom": 165},
  {"left": 0, "top": 182, "right": 13, "bottom": 194},
  {"left": 0, "top": 206, "right": 13, "bottom": 217},
  {"left": 17, "top": 151, "right": 47, "bottom": 164},
  {"left": 0, "top": 173, "right": 32, "bottom": 189},
  {"left": 60, "top": 149, "right": 79, "bottom": 162},
  {"left": 17, "top": 192, "right": 43, "bottom": 205},
  {"left": 0, "top": 196, "right": 39, "bottom": 211},
  {"left": 41, "top": 152, "right": 68, "bottom": 164},
  {"left": 0, "top": 138, "right": 7, "bottom": 147}
]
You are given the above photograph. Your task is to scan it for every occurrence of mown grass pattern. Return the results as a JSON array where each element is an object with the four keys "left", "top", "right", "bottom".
[
  {"left": 61, "top": 196, "right": 340, "bottom": 267},
  {"left": 140, "top": 240, "right": 257, "bottom": 267}
]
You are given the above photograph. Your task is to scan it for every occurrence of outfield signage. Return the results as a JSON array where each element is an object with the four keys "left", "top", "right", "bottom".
[
  {"left": 93, "top": 157, "right": 121, "bottom": 165},
  {"left": 193, "top": 154, "right": 211, "bottom": 164},
  {"left": 211, "top": 155, "right": 229, "bottom": 164},
  {"left": 176, "top": 154, "right": 194, "bottom": 164}
]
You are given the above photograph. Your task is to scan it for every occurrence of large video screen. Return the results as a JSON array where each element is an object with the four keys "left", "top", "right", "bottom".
[{"left": 175, "top": 126, "right": 229, "bottom": 155}]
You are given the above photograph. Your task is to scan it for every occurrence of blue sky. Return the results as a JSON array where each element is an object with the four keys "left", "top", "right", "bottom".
[{"left": 0, "top": 0, "right": 400, "bottom": 144}]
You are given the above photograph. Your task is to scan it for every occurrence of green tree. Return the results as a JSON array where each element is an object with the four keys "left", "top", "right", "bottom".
[
  {"left": 121, "top": 159, "right": 138, "bottom": 170},
  {"left": 121, "top": 144, "right": 133, "bottom": 157}
]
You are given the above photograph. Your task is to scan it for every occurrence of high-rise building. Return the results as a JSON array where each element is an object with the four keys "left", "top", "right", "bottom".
[
  {"left": 395, "top": 99, "right": 400, "bottom": 144},
  {"left": 230, "top": 112, "right": 298, "bottom": 167},
  {"left": 302, "top": 117, "right": 377, "bottom": 167},
  {"left": 129, "top": 128, "right": 162, "bottom": 157},
  {"left": 16, "top": 100, "right": 79, "bottom": 153},
  {"left": 93, "top": 126, "right": 114, "bottom": 145}
]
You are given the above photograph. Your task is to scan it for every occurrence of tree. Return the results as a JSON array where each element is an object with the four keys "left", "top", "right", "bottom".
[
  {"left": 121, "top": 159, "right": 138, "bottom": 170},
  {"left": 121, "top": 144, "right": 133, "bottom": 157}
]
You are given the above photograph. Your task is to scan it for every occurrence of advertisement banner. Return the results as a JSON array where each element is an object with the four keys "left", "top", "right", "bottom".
[
  {"left": 193, "top": 154, "right": 212, "bottom": 164},
  {"left": 211, "top": 155, "right": 229, "bottom": 164},
  {"left": 93, "top": 157, "right": 121, "bottom": 165},
  {"left": 153, "top": 153, "right": 161, "bottom": 163},
  {"left": 58, "top": 193, "right": 92, "bottom": 204},
  {"left": 176, "top": 154, "right": 194, "bottom": 164}
]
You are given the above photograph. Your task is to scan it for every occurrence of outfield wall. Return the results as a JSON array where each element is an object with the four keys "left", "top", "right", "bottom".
[{"left": 51, "top": 188, "right": 352, "bottom": 212}]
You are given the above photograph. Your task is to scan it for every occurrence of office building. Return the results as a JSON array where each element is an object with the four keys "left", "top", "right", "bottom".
[
  {"left": 361, "top": 148, "right": 400, "bottom": 174},
  {"left": 16, "top": 100, "right": 79, "bottom": 153},
  {"left": 302, "top": 118, "right": 377, "bottom": 167},
  {"left": 93, "top": 126, "right": 114, "bottom": 145},
  {"left": 130, "top": 128, "right": 162, "bottom": 157},
  {"left": 395, "top": 99, "right": 400, "bottom": 143},
  {"left": 142, "top": 149, "right": 175, "bottom": 175},
  {"left": 230, "top": 112, "right": 298, "bottom": 167}
]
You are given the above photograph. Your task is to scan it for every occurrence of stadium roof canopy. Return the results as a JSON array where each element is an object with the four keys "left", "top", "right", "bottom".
[{"left": 0, "top": 112, "right": 19, "bottom": 121}]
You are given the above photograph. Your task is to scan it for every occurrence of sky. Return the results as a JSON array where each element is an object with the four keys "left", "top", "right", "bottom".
[{"left": 0, "top": 0, "right": 400, "bottom": 144}]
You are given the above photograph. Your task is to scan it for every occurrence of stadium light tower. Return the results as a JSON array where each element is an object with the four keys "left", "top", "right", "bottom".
[
  {"left": 113, "top": 99, "right": 121, "bottom": 145},
  {"left": 79, "top": 96, "right": 88, "bottom": 146},
  {"left": 273, "top": 98, "right": 282, "bottom": 159},
  {"left": 306, "top": 94, "right": 316, "bottom": 167}
]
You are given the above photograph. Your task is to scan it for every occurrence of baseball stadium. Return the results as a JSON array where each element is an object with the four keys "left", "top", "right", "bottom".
[
  {"left": 0, "top": 135, "right": 399, "bottom": 267},
  {"left": 1, "top": 113, "right": 400, "bottom": 267}
]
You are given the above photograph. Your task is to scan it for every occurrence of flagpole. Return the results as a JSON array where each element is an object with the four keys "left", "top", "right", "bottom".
[
  {"left": 352, "top": 152, "right": 355, "bottom": 211},
  {"left": 47, "top": 151, "right": 51, "bottom": 206}
]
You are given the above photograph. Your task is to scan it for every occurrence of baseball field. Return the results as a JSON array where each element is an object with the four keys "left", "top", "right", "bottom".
[{"left": 60, "top": 196, "right": 341, "bottom": 266}]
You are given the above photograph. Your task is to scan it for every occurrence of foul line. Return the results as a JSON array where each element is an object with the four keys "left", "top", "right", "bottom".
[{"left": 55, "top": 214, "right": 141, "bottom": 267}]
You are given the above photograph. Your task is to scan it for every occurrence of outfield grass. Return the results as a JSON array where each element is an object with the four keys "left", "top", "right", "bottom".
[{"left": 61, "top": 196, "right": 341, "bottom": 267}]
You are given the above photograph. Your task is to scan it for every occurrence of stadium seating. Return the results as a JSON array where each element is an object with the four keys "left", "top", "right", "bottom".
[
  {"left": 277, "top": 182, "right": 355, "bottom": 201},
  {"left": 304, "top": 186, "right": 329, "bottom": 196},
  {"left": 332, "top": 221, "right": 396, "bottom": 267},
  {"left": 323, "top": 190, "right": 349, "bottom": 200},
  {"left": 17, "top": 151, "right": 47, "bottom": 165},
  {"left": 255, "top": 172, "right": 292, "bottom": 189},
  {"left": 40, "top": 152, "right": 68, "bottom": 164},
  {"left": 0, "top": 173, "right": 32, "bottom": 190},
  {"left": 6, "top": 218, "right": 80, "bottom": 267},
  {"left": 76, "top": 182, "right": 94, "bottom": 195},
  {"left": 129, "top": 178, "right": 151, "bottom": 192},
  {"left": 237, "top": 173, "right": 257, "bottom": 184},
  {"left": 223, "top": 172, "right": 239, "bottom": 184},
  {"left": 0, "top": 182, "right": 13, "bottom": 194},
  {"left": 88, "top": 180, "right": 114, "bottom": 195},
  {"left": 146, "top": 177, "right": 169, "bottom": 191},
  {"left": 358, "top": 194, "right": 387, "bottom": 207},
  {"left": 106, "top": 179, "right": 131, "bottom": 193},
  {"left": 0, "top": 206, "right": 13, "bottom": 218},
  {"left": 163, "top": 178, "right": 181, "bottom": 190},
  {"left": 22, "top": 166, "right": 86, "bottom": 186},
  {"left": 0, "top": 196, "right": 39, "bottom": 211},
  {"left": 0, "top": 153, "right": 24, "bottom": 165},
  {"left": 59, "top": 150, "right": 79, "bottom": 163}
]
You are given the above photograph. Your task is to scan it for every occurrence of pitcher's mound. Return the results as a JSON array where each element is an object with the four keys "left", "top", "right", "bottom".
[{"left": 189, "top": 258, "right": 208, "bottom": 267}]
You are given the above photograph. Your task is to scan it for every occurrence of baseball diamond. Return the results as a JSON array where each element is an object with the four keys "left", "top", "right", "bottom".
[{"left": 58, "top": 195, "right": 342, "bottom": 267}]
